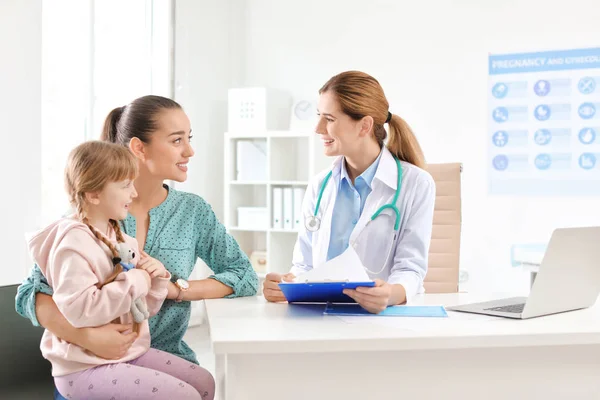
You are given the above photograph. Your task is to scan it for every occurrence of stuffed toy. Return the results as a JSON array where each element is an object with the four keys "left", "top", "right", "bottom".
[
  {"left": 116, "top": 242, "right": 150, "bottom": 324},
  {"left": 117, "top": 242, "right": 136, "bottom": 272}
]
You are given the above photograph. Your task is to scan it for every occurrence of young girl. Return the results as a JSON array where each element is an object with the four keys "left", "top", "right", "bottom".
[{"left": 27, "top": 141, "right": 211, "bottom": 399}]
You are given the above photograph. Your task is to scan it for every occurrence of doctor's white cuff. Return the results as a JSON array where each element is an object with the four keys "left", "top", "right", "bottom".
[
  {"left": 387, "top": 272, "right": 424, "bottom": 304},
  {"left": 289, "top": 265, "right": 310, "bottom": 278}
]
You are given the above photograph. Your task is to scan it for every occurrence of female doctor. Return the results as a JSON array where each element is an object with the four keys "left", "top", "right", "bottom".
[{"left": 263, "top": 71, "right": 436, "bottom": 313}]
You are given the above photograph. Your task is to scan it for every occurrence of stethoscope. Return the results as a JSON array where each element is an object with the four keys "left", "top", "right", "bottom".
[
  {"left": 304, "top": 156, "right": 403, "bottom": 275},
  {"left": 305, "top": 156, "right": 402, "bottom": 233}
]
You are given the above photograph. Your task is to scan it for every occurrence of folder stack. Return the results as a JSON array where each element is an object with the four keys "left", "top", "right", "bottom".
[{"left": 272, "top": 186, "right": 305, "bottom": 230}]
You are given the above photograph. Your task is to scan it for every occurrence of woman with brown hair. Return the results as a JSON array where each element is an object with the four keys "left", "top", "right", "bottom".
[
  {"left": 263, "top": 71, "right": 436, "bottom": 314},
  {"left": 17, "top": 95, "right": 259, "bottom": 399},
  {"left": 27, "top": 141, "right": 210, "bottom": 399}
]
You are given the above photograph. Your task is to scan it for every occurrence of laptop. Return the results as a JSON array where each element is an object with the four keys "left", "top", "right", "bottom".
[{"left": 448, "top": 227, "right": 600, "bottom": 319}]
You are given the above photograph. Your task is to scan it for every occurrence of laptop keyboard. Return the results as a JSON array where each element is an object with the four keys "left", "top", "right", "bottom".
[{"left": 484, "top": 303, "right": 525, "bottom": 314}]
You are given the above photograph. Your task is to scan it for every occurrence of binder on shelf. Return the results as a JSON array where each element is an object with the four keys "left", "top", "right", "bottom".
[
  {"left": 292, "top": 187, "right": 304, "bottom": 229},
  {"left": 283, "top": 187, "right": 293, "bottom": 230},
  {"left": 272, "top": 187, "right": 283, "bottom": 229}
]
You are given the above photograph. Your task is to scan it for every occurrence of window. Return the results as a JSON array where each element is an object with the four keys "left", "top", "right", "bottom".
[{"left": 41, "top": 0, "right": 172, "bottom": 224}]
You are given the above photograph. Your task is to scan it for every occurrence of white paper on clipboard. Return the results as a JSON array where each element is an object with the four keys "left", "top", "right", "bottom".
[{"left": 293, "top": 246, "right": 371, "bottom": 283}]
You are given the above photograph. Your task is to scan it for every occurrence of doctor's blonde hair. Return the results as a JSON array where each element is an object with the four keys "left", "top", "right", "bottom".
[{"left": 319, "top": 71, "right": 425, "bottom": 169}]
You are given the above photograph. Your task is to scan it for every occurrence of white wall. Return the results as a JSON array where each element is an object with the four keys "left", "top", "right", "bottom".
[
  {"left": 174, "top": 0, "right": 247, "bottom": 221},
  {"left": 239, "top": 0, "right": 600, "bottom": 293},
  {"left": 0, "top": 1, "right": 42, "bottom": 286},
  {"left": 174, "top": 1, "right": 247, "bottom": 321},
  {"left": 174, "top": 0, "right": 600, "bottom": 293}
]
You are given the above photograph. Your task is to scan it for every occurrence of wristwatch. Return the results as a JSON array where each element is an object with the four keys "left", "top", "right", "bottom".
[{"left": 174, "top": 278, "right": 190, "bottom": 302}]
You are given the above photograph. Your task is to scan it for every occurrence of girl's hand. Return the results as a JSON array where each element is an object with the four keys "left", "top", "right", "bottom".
[{"left": 137, "top": 251, "right": 168, "bottom": 279}]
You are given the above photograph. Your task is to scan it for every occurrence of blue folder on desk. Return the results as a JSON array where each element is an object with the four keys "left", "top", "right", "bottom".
[
  {"left": 324, "top": 303, "right": 448, "bottom": 317},
  {"left": 279, "top": 281, "right": 376, "bottom": 303}
]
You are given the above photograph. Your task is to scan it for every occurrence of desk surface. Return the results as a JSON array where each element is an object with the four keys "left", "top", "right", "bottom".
[{"left": 204, "top": 293, "right": 600, "bottom": 355}]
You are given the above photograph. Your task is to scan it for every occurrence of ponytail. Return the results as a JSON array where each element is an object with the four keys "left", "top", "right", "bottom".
[
  {"left": 81, "top": 218, "right": 123, "bottom": 276},
  {"left": 386, "top": 114, "right": 425, "bottom": 169},
  {"left": 110, "top": 219, "right": 125, "bottom": 243},
  {"left": 100, "top": 96, "right": 182, "bottom": 146},
  {"left": 101, "top": 106, "right": 124, "bottom": 143}
]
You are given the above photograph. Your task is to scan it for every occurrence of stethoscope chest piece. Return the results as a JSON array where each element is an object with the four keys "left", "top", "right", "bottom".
[{"left": 305, "top": 215, "right": 321, "bottom": 232}]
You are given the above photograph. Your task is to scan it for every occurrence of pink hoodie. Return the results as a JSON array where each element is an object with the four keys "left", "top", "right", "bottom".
[{"left": 27, "top": 216, "right": 170, "bottom": 376}]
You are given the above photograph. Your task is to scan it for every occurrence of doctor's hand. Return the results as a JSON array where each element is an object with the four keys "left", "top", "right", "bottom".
[
  {"left": 343, "top": 279, "right": 394, "bottom": 314},
  {"left": 263, "top": 272, "right": 295, "bottom": 303}
]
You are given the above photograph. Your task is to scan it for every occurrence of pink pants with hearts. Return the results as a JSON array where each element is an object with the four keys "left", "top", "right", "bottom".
[{"left": 54, "top": 349, "right": 215, "bottom": 400}]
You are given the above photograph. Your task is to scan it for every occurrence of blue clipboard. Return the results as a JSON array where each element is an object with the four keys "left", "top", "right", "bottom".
[{"left": 279, "top": 281, "right": 376, "bottom": 304}]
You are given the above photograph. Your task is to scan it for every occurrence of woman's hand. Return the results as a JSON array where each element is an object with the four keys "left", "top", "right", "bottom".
[
  {"left": 343, "top": 279, "right": 396, "bottom": 314},
  {"left": 166, "top": 281, "right": 180, "bottom": 300},
  {"left": 79, "top": 323, "right": 138, "bottom": 360},
  {"left": 137, "top": 251, "right": 168, "bottom": 279},
  {"left": 263, "top": 272, "right": 295, "bottom": 303}
]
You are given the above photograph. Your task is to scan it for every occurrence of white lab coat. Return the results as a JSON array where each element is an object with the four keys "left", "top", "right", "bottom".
[{"left": 290, "top": 146, "right": 436, "bottom": 301}]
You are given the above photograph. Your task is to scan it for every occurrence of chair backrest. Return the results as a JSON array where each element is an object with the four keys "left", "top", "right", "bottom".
[
  {"left": 423, "top": 163, "right": 462, "bottom": 293},
  {"left": 0, "top": 284, "right": 54, "bottom": 395}
]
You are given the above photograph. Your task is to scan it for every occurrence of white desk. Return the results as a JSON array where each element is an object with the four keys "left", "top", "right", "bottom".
[{"left": 204, "top": 293, "right": 600, "bottom": 400}]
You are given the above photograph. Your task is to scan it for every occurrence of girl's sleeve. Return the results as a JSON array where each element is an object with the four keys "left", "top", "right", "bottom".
[{"left": 49, "top": 230, "right": 150, "bottom": 328}]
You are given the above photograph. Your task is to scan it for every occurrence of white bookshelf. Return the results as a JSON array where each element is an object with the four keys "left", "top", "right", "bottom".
[{"left": 224, "top": 130, "right": 331, "bottom": 281}]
